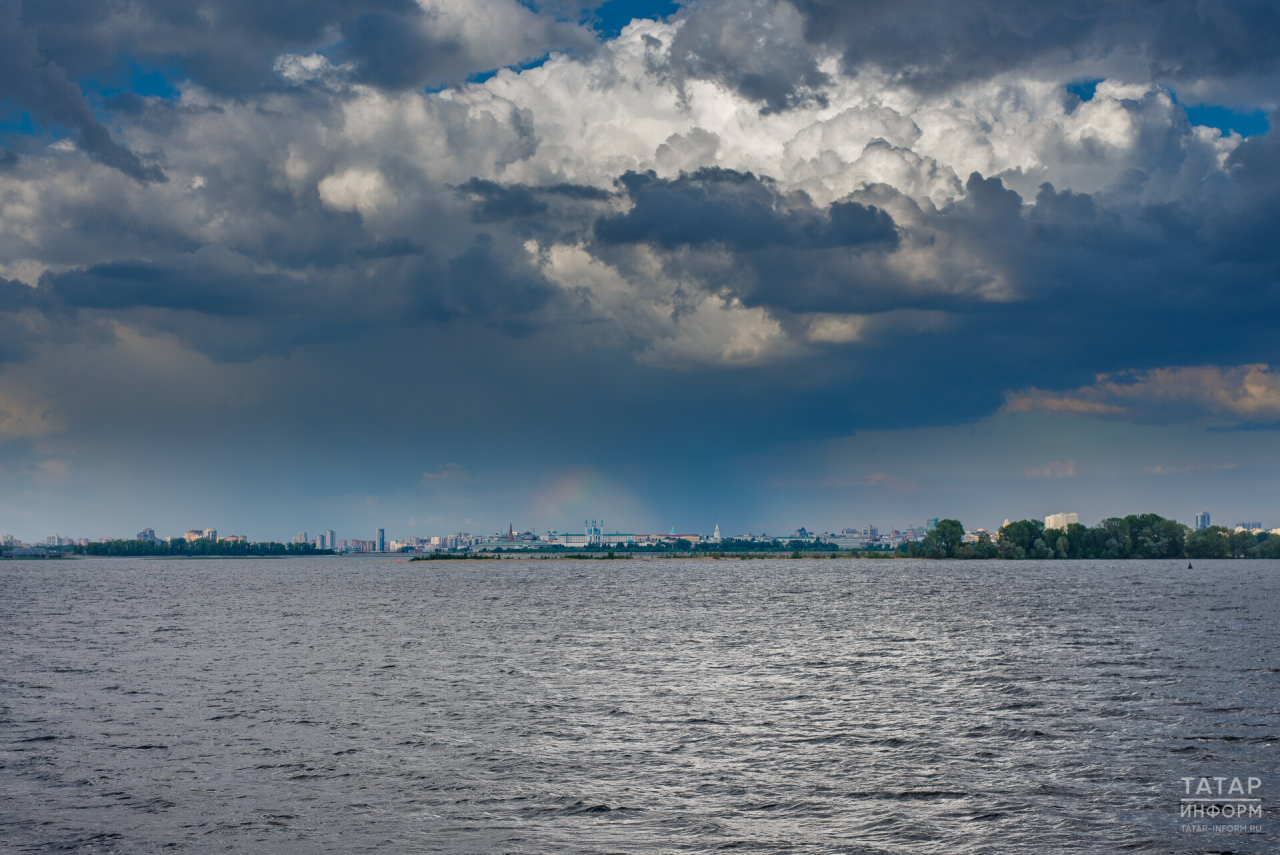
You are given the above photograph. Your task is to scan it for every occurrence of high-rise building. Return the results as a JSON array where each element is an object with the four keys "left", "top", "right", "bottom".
[
  {"left": 326, "top": 530, "right": 336, "bottom": 551},
  {"left": 294, "top": 531, "right": 308, "bottom": 544},
  {"left": 184, "top": 529, "right": 202, "bottom": 543},
  {"left": 926, "top": 518, "right": 939, "bottom": 532},
  {"left": 204, "top": 528, "right": 217, "bottom": 541},
  {"left": 136, "top": 527, "right": 157, "bottom": 542},
  {"left": 1238, "top": 521, "right": 1262, "bottom": 532},
  {"left": 377, "top": 528, "right": 386, "bottom": 552},
  {"left": 1045, "top": 512, "right": 1079, "bottom": 530},
  {"left": 317, "top": 532, "right": 327, "bottom": 550},
  {"left": 1194, "top": 512, "right": 1210, "bottom": 530}
]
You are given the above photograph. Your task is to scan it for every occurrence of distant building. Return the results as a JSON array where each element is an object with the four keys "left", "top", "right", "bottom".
[
  {"left": 1237, "top": 521, "right": 1262, "bottom": 532},
  {"left": 326, "top": 529, "right": 335, "bottom": 550},
  {"left": 137, "top": 527, "right": 158, "bottom": 542},
  {"left": 293, "top": 531, "right": 308, "bottom": 544},
  {"left": 221, "top": 535, "right": 246, "bottom": 543},
  {"left": 317, "top": 532, "right": 327, "bottom": 550},
  {"left": 377, "top": 529, "right": 386, "bottom": 552},
  {"left": 711, "top": 524, "right": 721, "bottom": 543},
  {"left": 1045, "top": 512, "right": 1079, "bottom": 530},
  {"left": 184, "top": 529, "right": 203, "bottom": 543},
  {"left": 1194, "top": 512, "right": 1211, "bottom": 530},
  {"left": 594, "top": 532, "right": 635, "bottom": 546},
  {"left": 585, "top": 520, "right": 603, "bottom": 545},
  {"left": 926, "top": 518, "right": 939, "bottom": 532},
  {"left": 668, "top": 534, "right": 702, "bottom": 543}
]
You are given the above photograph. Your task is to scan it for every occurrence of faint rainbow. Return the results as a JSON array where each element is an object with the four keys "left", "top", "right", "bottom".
[{"left": 531, "top": 467, "right": 601, "bottom": 528}]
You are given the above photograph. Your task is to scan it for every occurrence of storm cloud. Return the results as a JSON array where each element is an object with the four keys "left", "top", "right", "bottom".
[{"left": 1, "top": 0, "right": 1278, "bottom": 535}]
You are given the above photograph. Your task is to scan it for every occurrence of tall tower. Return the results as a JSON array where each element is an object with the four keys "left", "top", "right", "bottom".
[{"left": 377, "top": 528, "right": 386, "bottom": 552}]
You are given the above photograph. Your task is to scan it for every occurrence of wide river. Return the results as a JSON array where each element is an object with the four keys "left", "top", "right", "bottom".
[{"left": 1, "top": 558, "right": 1276, "bottom": 852}]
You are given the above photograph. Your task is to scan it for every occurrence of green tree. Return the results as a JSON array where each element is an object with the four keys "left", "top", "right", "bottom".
[
  {"left": 1256, "top": 533, "right": 1280, "bottom": 558},
  {"left": 1228, "top": 529, "right": 1257, "bottom": 558},
  {"left": 1120, "top": 514, "right": 1185, "bottom": 559},
  {"left": 998, "top": 519, "right": 1045, "bottom": 556},
  {"left": 919, "top": 519, "right": 965, "bottom": 558},
  {"left": 973, "top": 532, "right": 999, "bottom": 559},
  {"left": 1185, "top": 526, "right": 1228, "bottom": 558}
]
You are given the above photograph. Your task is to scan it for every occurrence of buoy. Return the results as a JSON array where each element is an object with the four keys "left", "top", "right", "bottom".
[{"left": 1188, "top": 562, "right": 1193, "bottom": 569}]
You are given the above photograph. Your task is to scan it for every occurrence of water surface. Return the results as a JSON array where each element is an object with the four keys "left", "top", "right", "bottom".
[{"left": 1, "top": 558, "right": 1276, "bottom": 852}]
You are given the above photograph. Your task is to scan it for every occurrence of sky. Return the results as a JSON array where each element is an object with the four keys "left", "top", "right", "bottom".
[{"left": 1, "top": 0, "right": 1279, "bottom": 542}]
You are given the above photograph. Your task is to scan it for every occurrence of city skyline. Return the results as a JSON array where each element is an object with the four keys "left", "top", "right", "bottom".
[
  {"left": 0, "top": 1, "right": 1278, "bottom": 538},
  {"left": 9, "top": 504, "right": 1279, "bottom": 551}
]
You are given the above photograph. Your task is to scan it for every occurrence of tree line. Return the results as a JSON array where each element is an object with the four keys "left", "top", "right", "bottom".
[
  {"left": 898, "top": 515, "right": 1280, "bottom": 559},
  {"left": 77, "top": 538, "right": 334, "bottom": 557}
]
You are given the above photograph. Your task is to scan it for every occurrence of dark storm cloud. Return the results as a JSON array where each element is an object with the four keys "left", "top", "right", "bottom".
[
  {"left": 455, "top": 178, "right": 613, "bottom": 238},
  {"left": 1, "top": 0, "right": 599, "bottom": 180},
  {"left": 436, "top": 234, "right": 561, "bottom": 334},
  {"left": 332, "top": 8, "right": 599, "bottom": 92},
  {"left": 457, "top": 178, "right": 550, "bottom": 222},
  {"left": 595, "top": 168, "right": 896, "bottom": 251},
  {"left": 0, "top": 1, "right": 165, "bottom": 183},
  {"left": 572, "top": 150, "right": 1279, "bottom": 422},
  {"left": 31, "top": 226, "right": 567, "bottom": 361},
  {"left": 663, "top": 0, "right": 829, "bottom": 113},
  {"left": 336, "top": 10, "right": 467, "bottom": 90},
  {"left": 52, "top": 257, "right": 290, "bottom": 316},
  {"left": 667, "top": 0, "right": 1280, "bottom": 111},
  {"left": 0, "top": 276, "right": 70, "bottom": 364},
  {"left": 895, "top": 164, "right": 1279, "bottom": 399},
  {"left": 16, "top": 0, "right": 580, "bottom": 94},
  {"left": 593, "top": 168, "right": 900, "bottom": 312},
  {"left": 38, "top": 250, "right": 354, "bottom": 361},
  {"left": 354, "top": 238, "right": 427, "bottom": 259},
  {"left": 0, "top": 276, "right": 48, "bottom": 312},
  {"left": 2, "top": 0, "right": 1279, "bottom": 442}
]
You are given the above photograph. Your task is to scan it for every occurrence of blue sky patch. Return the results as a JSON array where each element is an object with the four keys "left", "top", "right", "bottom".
[
  {"left": 79, "top": 56, "right": 183, "bottom": 104},
  {"left": 0, "top": 106, "right": 38, "bottom": 138},
  {"left": 1184, "top": 105, "right": 1271, "bottom": 137},
  {"left": 1066, "top": 78, "right": 1102, "bottom": 102},
  {"left": 592, "top": 0, "right": 680, "bottom": 38}
]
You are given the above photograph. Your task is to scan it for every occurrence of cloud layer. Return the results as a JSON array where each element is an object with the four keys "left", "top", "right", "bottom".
[{"left": 1, "top": 0, "right": 1279, "bottom": 532}]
